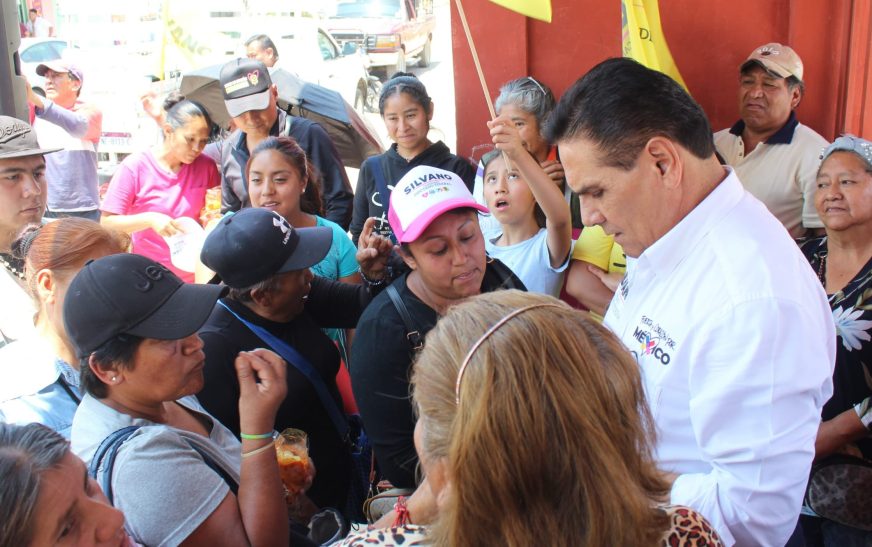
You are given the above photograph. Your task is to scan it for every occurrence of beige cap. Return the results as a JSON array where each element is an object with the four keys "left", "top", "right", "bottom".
[{"left": 741, "top": 43, "right": 803, "bottom": 82}]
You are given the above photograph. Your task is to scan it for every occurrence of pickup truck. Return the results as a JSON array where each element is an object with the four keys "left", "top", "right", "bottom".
[{"left": 327, "top": 0, "right": 436, "bottom": 80}]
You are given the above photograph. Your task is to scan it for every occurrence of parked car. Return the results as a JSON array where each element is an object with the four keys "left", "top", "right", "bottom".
[
  {"left": 17, "top": 37, "right": 72, "bottom": 96},
  {"left": 327, "top": 0, "right": 436, "bottom": 79}
]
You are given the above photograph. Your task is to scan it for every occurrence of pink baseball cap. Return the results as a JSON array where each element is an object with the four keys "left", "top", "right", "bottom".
[{"left": 388, "top": 165, "right": 488, "bottom": 243}]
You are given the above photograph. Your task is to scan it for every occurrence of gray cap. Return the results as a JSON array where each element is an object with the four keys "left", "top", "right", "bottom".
[{"left": 0, "top": 116, "right": 61, "bottom": 159}]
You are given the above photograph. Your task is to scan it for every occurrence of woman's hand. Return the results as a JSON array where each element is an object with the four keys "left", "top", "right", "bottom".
[
  {"left": 150, "top": 213, "right": 183, "bottom": 237},
  {"left": 140, "top": 90, "right": 164, "bottom": 125},
  {"left": 815, "top": 408, "right": 869, "bottom": 461},
  {"left": 356, "top": 217, "right": 395, "bottom": 281},
  {"left": 236, "top": 349, "right": 288, "bottom": 435},
  {"left": 488, "top": 115, "right": 527, "bottom": 161}
]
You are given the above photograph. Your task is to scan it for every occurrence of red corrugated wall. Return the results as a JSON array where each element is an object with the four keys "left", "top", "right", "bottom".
[{"left": 451, "top": 0, "right": 872, "bottom": 159}]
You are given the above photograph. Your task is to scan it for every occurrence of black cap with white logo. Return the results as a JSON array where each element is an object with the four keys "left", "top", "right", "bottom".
[{"left": 200, "top": 208, "right": 332, "bottom": 289}]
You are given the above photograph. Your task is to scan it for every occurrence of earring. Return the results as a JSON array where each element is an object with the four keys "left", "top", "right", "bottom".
[{"left": 111, "top": 376, "right": 117, "bottom": 382}]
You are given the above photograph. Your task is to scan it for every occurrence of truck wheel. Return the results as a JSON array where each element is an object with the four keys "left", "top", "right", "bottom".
[
  {"left": 419, "top": 36, "right": 432, "bottom": 68},
  {"left": 355, "top": 83, "right": 367, "bottom": 113},
  {"left": 366, "top": 78, "right": 383, "bottom": 113},
  {"left": 386, "top": 51, "right": 406, "bottom": 79}
]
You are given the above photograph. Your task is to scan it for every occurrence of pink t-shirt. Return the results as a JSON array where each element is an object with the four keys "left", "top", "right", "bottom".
[{"left": 102, "top": 150, "right": 219, "bottom": 282}]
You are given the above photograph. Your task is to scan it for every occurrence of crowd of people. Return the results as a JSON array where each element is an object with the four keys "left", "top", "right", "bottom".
[{"left": 0, "top": 37, "right": 870, "bottom": 547}]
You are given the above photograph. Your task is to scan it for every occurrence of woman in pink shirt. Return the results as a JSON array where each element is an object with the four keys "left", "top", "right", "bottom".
[{"left": 101, "top": 94, "right": 219, "bottom": 282}]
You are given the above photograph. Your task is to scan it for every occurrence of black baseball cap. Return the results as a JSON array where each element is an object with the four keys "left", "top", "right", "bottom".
[
  {"left": 63, "top": 254, "right": 225, "bottom": 357},
  {"left": 0, "top": 116, "right": 61, "bottom": 159},
  {"left": 200, "top": 208, "right": 332, "bottom": 289},
  {"left": 220, "top": 58, "right": 273, "bottom": 118}
]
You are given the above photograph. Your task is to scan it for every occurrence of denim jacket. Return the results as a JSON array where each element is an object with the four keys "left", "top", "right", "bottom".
[{"left": 0, "top": 335, "right": 81, "bottom": 438}]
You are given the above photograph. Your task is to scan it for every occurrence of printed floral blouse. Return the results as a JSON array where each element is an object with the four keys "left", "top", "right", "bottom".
[{"left": 801, "top": 236, "right": 872, "bottom": 458}]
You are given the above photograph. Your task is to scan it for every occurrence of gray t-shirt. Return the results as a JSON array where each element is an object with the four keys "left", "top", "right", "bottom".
[{"left": 71, "top": 395, "right": 241, "bottom": 547}]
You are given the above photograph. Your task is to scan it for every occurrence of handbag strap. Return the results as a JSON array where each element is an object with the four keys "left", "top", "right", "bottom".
[
  {"left": 385, "top": 283, "right": 424, "bottom": 350},
  {"left": 218, "top": 300, "right": 349, "bottom": 440},
  {"left": 88, "top": 425, "right": 239, "bottom": 505}
]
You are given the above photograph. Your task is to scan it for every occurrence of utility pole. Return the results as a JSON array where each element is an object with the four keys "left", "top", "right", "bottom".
[{"left": 0, "top": 0, "right": 28, "bottom": 119}]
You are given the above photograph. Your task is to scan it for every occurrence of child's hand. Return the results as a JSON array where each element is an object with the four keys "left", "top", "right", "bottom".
[{"left": 488, "top": 116, "right": 526, "bottom": 161}]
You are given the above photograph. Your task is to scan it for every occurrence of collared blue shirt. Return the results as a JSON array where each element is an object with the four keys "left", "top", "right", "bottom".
[{"left": 0, "top": 337, "right": 81, "bottom": 439}]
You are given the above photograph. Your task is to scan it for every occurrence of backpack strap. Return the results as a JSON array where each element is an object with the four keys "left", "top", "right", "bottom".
[
  {"left": 88, "top": 426, "right": 140, "bottom": 505},
  {"left": 88, "top": 425, "right": 239, "bottom": 505},
  {"left": 385, "top": 283, "right": 424, "bottom": 351}
]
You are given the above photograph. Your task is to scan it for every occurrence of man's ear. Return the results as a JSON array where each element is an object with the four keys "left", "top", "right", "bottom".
[
  {"left": 644, "top": 136, "right": 683, "bottom": 189},
  {"left": 789, "top": 85, "right": 802, "bottom": 110}
]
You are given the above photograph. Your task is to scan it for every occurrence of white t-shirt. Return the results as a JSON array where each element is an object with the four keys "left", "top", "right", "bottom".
[
  {"left": 485, "top": 228, "right": 568, "bottom": 297},
  {"left": 33, "top": 16, "right": 52, "bottom": 37},
  {"left": 604, "top": 168, "right": 835, "bottom": 546},
  {"left": 72, "top": 395, "right": 241, "bottom": 546}
]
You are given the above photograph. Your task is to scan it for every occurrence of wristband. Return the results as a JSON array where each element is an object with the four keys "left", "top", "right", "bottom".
[
  {"left": 359, "top": 265, "right": 392, "bottom": 287},
  {"left": 241, "top": 432, "right": 274, "bottom": 440},
  {"left": 242, "top": 442, "right": 276, "bottom": 459}
]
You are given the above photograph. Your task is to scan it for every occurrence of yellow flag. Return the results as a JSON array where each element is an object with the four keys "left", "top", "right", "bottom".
[
  {"left": 489, "top": 0, "right": 552, "bottom": 23},
  {"left": 158, "top": 6, "right": 237, "bottom": 78},
  {"left": 621, "top": 0, "right": 686, "bottom": 90}
]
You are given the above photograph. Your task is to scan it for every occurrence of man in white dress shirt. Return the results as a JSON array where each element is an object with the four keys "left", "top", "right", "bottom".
[{"left": 545, "top": 58, "right": 836, "bottom": 546}]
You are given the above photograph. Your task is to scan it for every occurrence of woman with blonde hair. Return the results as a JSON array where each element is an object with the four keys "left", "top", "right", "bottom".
[
  {"left": 340, "top": 290, "right": 723, "bottom": 546},
  {"left": 0, "top": 218, "right": 128, "bottom": 438}
]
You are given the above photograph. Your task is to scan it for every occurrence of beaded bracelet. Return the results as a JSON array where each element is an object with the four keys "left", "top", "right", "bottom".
[
  {"left": 241, "top": 442, "right": 275, "bottom": 459},
  {"left": 240, "top": 432, "right": 273, "bottom": 440},
  {"left": 359, "top": 265, "right": 392, "bottom": 287}
]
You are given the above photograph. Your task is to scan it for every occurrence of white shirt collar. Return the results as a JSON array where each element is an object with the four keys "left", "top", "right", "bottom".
[{"left": 637, "top": 167, "right": 744, "bottom": 278}]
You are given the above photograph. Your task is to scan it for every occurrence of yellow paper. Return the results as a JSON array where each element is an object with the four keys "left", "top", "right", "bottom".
[
  {"left": 621, "top": 0, "right": 686, "bottom": 90},
  {"left": 489, "top": 0, "right": 552, "bottom": 23}
]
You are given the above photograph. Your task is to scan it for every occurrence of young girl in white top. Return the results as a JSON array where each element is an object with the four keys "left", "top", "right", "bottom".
[{"left": 482, "top": 118, "right": 572, "bottom": 296}]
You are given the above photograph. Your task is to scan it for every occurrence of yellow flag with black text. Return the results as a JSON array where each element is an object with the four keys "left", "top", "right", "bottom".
[
  {"left": 157, "top": 4, "right": 237, "bottom": 78},
  {"left": 489, "top": 0, "right": 552, "bottom": 23},
  {"left": 621, "top": 0, "right": 686, "bottom": 90}
]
